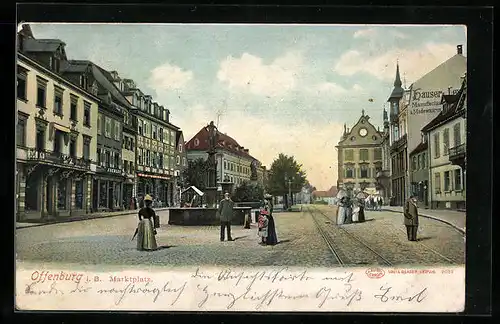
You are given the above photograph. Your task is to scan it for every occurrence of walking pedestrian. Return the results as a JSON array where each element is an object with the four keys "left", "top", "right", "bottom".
[
  {"left": 378, "top": 196, "right": 383, "bottom": 210},
  {"left": 136, "top": 194, "right": 158, "bottom": 251},
  {"left": 404, "top": 194, "right": 419, "bottom": 241},
  {"left": 218, "top": 192, "right": 234, "bottom": 241}
]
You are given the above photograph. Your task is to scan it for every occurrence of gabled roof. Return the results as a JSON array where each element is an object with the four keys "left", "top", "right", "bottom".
[
  {"left": 313, "top": 186, "right": 338, "bottom": 198},
  {"left": 22, "top": 38, "right": 65, "bottom": 52},
  {"left": 410, "top": 141, "right": 428, "bottom": 156},
  {"left": 421, "top": 75, "right": 466, "bottom": 133},
  {"left": 185, "top": 124, "right": 257, "bottom": 160}
]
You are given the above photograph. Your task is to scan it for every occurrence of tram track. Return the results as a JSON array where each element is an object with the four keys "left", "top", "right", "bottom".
[{"left": 307, "top": 206, "right": 393, "bottom": 266}]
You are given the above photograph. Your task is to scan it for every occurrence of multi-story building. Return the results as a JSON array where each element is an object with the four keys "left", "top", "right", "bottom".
[
  {"left": 60, "top": 61, "right": 129, "bottom": 212},
  {"left": 336, "top": 111, "right": 384, "bottom": 193},
  {"left": 408, "top": 139, "right": 429, "bottom": 208},
  {"left": 387, "top": 64, "right": 408, "bottom": 206},
  {"left": 173, "top": 130, "right": 188, "bottom": 206},
  {"left": 422, "top": 74, "right": 466, "bottom": 210},
  {"left": 118, "top": 76, "right": 180, "bottom": 206},
  {"left": 16, "top": 29, "right": 98, "bottom": 220},
  {"left": 375, "top": 107, "right": 392, "bottom": 203},
  {"left": 185, "top": 124, "right": 262, "bottom": 190}
]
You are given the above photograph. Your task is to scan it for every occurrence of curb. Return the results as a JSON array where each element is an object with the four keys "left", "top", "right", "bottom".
[
  {"left": 382, "top": 208, "right": 465, "bottom": 235},
  {"left": 16, "top": 208, "right": 170, "bottom": 230}
]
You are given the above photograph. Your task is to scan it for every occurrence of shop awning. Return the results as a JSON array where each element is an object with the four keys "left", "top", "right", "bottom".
[
  {"left": 53, "top": 123, "right": 71, "bottom": 133},
  {"left": 181, "top": 186, "right": 204, "bottom": 196},
  {"left": 137, "top": 173, "right": 170, "bottom": 180}
]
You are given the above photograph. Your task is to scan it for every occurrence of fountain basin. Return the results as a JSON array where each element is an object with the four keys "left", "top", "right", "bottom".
[{"left": 167, "top": 207, "right": 252, "bottom": 226}]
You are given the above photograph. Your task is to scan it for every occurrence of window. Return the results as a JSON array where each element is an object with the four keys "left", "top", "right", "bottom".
[
  {"left": 105, "top": 150, "right": 111, "bottom": 167},
  {"left": 177, "top": 156, "right": 180, "bottom": 165},
  {"left": 159, "top": 128, "right": 163, "bottom": 142},
  {"left": 17, "top": 114, "right": 27, "bottom": 146},
  {"left": 57, "top": 177, "right": 67, "bottom": 210},
  {"left": 178, "top": 143, "right": 183, "bottom": 152},
  {"left": 138, "top": 119, "right": 143, "bottom": 135},
  {"left": 454, "top": 169, "right": 462, "bottom": 191},
  {"left": 444, "top": 171, "right": 451, "bottom": 191},
  {"left": 97, "top": 114, "right": 102, "bottom": 135},
  {"left": 105, "top": 117, "right": 111, "bottom": 137},
  {"left": 82, "top": 136, "right": 90, "bottom": 160},
  {"left": 183, "top": 157, "right": 186, "bottom": 166},
  {"left": 17, "top": 68, "right": 27, "bottom": 100},
  {"left": 443, "top": 128, "right": 450, "bottom": 156},
  {"left": 146, "top": 150, "right": 150, "bottom": 166},
  {"left": 344, "top": 149, "right": 354, "bottom": 161},
  {"left": 453, "top": 123, "right": 461, "bottom": 148},
  {"left": 345, "top": 167, "right": 354, "bottom": 178},
  {"left": 412, "top": 156, "right": 417, "bottom": 171},
  {"left": 53, "top": 130, "right": 64, "bottom": 154},
  {"left": 123, "top": 160, "right": 128, "bottom": 173},
  {"left": 137, "top": 148, "right": 143, "bottom": 165},
  {"left": 359, "top": 149, "right": 369, "bottom": 161},
  {"left": 53, "top": 87, "right": 63, "bottom": 116},
  {"left": 422, "top": 153, "right": 426, "bottom": 168},
  {"left": 114, "top": 153, "right": 120, "bottom": 168},
  {"left": 36, "top": 127, "right": 45, "bottom": 151},
  {"left": 433, "top": 133, "right": 440, "bottom": 158},
  {"left": 170, "top": 130, "right": 175, "bottom": 145},
  {"left": 70, "top": 96, "right": 78, "bottom": 121},
  {"left": 170, "top": 156, "right": 174, "bottom": 170},
  {"left": 152, "top": 125, "right": 157, "bottom": 140},
  {"left": 129, "top": 161, "right": 134, "bottom": 173},
  {"left": 80, "top": 75, "right": 87, "bottom": 89},
  {"left": 114, "top": 122, "right": 120, "bottom": 141},
  {"left": 36, "top": 77, "right": 47, "bottom": 108},
  {"left": 97, "top": 147, "right": 101, "bottom": 165},
  {"left": 360, "top": 165, "right": 369, "bottom": 178},
  {"left": 83, "top": 101, "right": 91, "bottom": 127},
  {"left": 434, "top": 172, "right": 441, "bottom": 193},
  {"left": 374, "top": 148, "right": 382, "bottom": 160},
  {"left": 69, "top": 137, "right": 76, "bottom": 157}
]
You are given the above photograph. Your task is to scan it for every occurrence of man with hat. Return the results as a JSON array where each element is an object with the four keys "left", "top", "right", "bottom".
[
  {"left": 404, "top": 194, "right": 419, "bottom": 241},
  {"left": 218, "top": 192, "right": 234, "bottom": 241}
]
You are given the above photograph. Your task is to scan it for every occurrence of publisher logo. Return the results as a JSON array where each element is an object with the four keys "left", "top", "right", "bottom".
[{"left": 366, "top": 267, "right": 385, "bottom": 279}]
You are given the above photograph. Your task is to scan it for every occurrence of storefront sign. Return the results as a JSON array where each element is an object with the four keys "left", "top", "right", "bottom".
[
  {"left": 106, "top": 168, "right": 122, "bottom": 174},
  {"left": 409, "top": 88, "right": 459, "bottom": 115}
]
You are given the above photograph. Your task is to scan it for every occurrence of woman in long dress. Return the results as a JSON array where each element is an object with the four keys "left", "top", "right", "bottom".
[
  {"left": 336, "top": 189, "right": 347, "bottom": 225},
  {"left": 263, "top": 195, "right": 278, "bottom": 245},
  {"left": 136, "top": 194, "right": 158, "bottom": 251}
]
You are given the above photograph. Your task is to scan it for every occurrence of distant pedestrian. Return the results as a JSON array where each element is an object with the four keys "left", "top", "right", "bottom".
[
  {"left": 404, "top": 194, "right": 419, "bottom": 241},
  {"left": 218, "top": 192, "right": 234, "bottom": 241},
  {"left": 378, "top": 196, "right": 383, "bottom": 210},
  {"left": 136, "top": 194, "right": 158, "bottom": 251}
]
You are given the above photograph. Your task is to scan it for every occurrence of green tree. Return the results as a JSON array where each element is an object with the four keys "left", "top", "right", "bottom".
[
  {"left": 266, "top": 153, "right": 307, "bottom": 208},
  {"left": 181, "top": 158, "right": 208, "bottom": 190},
  {"left": 233, "top": 181, "right": 264, "bottom": 202}
]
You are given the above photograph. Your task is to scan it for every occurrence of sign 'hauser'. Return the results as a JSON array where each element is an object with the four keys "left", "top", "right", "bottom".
[{"left": 409, "top": 87, "right": 459, "bottom": 115}]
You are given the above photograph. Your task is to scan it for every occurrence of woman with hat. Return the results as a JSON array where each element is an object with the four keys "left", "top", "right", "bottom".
[
  {"left": 136, "top": 194, "right": 158, "bottom": 251},
  {"left": 263, "top": 194, "right": 279, "bottom": 245}
]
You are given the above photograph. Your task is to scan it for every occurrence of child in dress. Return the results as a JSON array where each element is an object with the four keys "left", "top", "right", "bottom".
[{"left": 258, "top": 209, "right": 270, "bottom": 245}]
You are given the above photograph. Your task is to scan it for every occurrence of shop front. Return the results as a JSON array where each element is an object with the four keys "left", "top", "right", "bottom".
[
  {"left": 136, "top": 172, "right": 171, "bottom": 207},
  {"left": 92, "top": 170, "right": 126, "bottom": 212}
]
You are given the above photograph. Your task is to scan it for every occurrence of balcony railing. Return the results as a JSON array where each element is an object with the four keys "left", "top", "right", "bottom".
[
  {"left": 26, "top": 148, "right": 91, "bottom": 170},
  {"left": 390, "top": 134, "right": 407, "bottom": 152},
  {"left": 449, "top": 143, "right": 466, "bottom": 159}
]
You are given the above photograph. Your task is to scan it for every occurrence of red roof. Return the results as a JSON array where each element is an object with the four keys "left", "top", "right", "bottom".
[
  {"left": 185, "top": 124, "right": 257, "bottom": 160},
  {"left": 313, "top": 186, "right": 338, "bottom": 198}
]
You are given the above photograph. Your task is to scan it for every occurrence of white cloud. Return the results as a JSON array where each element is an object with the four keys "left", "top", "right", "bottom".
[
  {"left": 211, "top": 110, "right": 343, "bottom": 191},
  {"left": 334, "top": 42, "right": 459, "bottom": 83},
  {"left": 149, "top": 62, "right": 193, "bottom": 92},
  {"left": 217, "top": 52, "right": 303, "bottom": 97},
  {"left": 353, "top": 28, "right": 377, "bottom": 38},
  {"left": 314, "top": 82, "right": 364, "bottom": 96}
]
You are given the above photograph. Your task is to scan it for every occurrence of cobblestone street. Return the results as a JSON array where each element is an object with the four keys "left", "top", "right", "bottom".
[{"left": 16, "top": 206, "right": 465, "bottom": 271}]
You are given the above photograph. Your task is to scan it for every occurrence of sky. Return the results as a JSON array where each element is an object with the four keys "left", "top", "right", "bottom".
[{"left": 28, "top": 23, "right": 466, "bottom": 190}]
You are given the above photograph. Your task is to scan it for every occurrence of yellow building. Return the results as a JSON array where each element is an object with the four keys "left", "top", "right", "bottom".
[{"left": 336, "top": 111, "right": 384, "bottom": 193}]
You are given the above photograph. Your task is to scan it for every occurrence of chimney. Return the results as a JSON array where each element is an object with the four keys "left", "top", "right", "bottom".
[{"left": 457, "top": 45, "right": 463, "bottom": 55}]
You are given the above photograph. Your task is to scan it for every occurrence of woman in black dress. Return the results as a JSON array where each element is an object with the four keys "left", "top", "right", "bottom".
[{"left": 263, "top": 194, "right": 278, "bottom": 245}]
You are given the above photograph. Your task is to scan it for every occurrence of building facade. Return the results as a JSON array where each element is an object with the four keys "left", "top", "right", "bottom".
[
  {"left": 422, "top": 74, "right": 467, "bottom": 210},
  {"left": 336, "top": 111, "right": 384, "bottom": 193},
  {"left": 16, "top": 50, "right": 98, "bottom": 220},
  {"left": 118, "top": 76, "right": 180, "bottom": 206},
  {"left": 173, "top": 130, "right": 188, "bottom": 206},
  {"left": 409, "top": 140, "right": 429, "bottom": 208},
  {"left": 185, "top": 124, "right": 263, "bottom": 191},
  {"left": 60, "top": 61, "right": 130, "bottom": 212}
]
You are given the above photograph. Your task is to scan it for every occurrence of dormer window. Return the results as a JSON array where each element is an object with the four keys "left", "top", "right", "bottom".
[
  {"left": 194, "top": 138, "right": 199, "bottom": 146},
  {"left": 80, "top": 75, "right": 87, "bottom": 89},
  {"left": 49, "top": 56, "right": 53, "bottom": 70}
]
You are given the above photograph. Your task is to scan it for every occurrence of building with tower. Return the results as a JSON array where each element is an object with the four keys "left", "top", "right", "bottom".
[
  {"left": 336, "top": 110, "right": 384, "bottom": 193},
  {"left": 387, "top": 62, "right": 408, "bottom": 206}
]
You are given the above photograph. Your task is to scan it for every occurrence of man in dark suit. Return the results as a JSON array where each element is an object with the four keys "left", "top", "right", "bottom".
[
  {"left": 404, "top": 194, "right": 419, "bottom": 241},
  {"left": 218, "top": 192, "right": 234, "bottom": 241}
]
